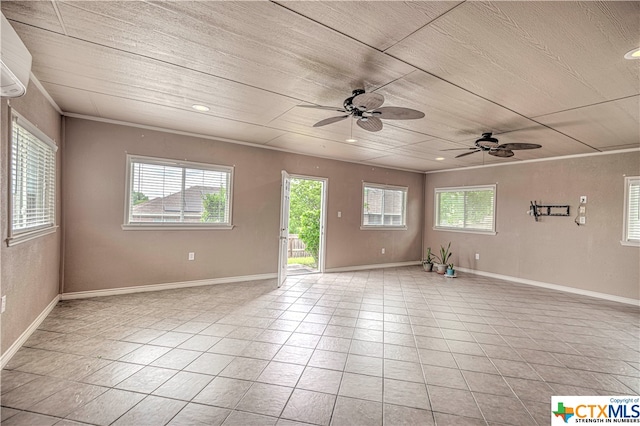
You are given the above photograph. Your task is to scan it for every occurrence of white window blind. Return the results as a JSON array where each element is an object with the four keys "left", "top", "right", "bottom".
[
  {"left": 10, "top": 115, "right": 57, "bottom": 235},
  {"left": 125, "top": 155, "right": 233, "bottom": 228},
  {"left": 623, "top": 177, "right": 640, "bottom": 245},
  {"left": 435, "top": 185, "right": 496, "bottom": 234},
  {"left": 362, "top": 183, "right": 407, "bottom": 228}
]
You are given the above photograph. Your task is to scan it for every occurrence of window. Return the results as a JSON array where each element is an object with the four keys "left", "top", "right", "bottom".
[
  {"left": 622, "top": 176, "right": 639, "bottom": 246},
  {"left": 124, "top": 155, "right": 233, "bottom": 229},
  {"left": 362, "top": 182, "right": 407, "bottom": 229},
  {"left": 434, "top": 185, "right": 496, "bottom": 234},
  {"left": 8, "top": 113, "right": 57, "bottom": 245}
]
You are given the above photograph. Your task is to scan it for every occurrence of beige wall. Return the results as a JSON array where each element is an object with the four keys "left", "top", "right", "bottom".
[
  {"left": 1, "top": 82, "right": 62, "bottom": 354},
  {"left": 424, "top": 152, "right": 640, "bottom": 301},
  {"left": 62, "top": 118, "right": 424, "bottom": 293}
]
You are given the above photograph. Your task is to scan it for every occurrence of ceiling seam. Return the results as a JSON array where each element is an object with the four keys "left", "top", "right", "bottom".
[
  {"left": 12, "top": 4, "right": 619, "bottom": 160},
  {"left": 40, "top": 81, "right": 426, "bottom": 158},
  {"left": 6, "top": 20, "right": 315, "bottom": 107},
  {"left": 381, "top": 50, "right": 602, "bottom": 153},
  {"left": 381, "top": 1, "right": 467, "bottom": 54},
  {"left": 267, "top": 1, "right": 600, "bottom": 152},
  {"left": 50, "top": 0, "right": 69, "bottom": 36},
  {"left": 270, "top": 1, "right": 383, "bottom": 53},
  {"left": 531, "top": 94, "right": 640, "bottom": 118}
]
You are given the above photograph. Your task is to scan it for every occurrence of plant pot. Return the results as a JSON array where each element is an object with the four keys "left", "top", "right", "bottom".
[
  {"left": 423, "top": 263, "right": 433, "bottom": 272},
  {"left": 446, "top": 268, "right": 455, "bottom": 276},
  {"left": 435, "top": 264, "right": 447, "bottom": 275}
]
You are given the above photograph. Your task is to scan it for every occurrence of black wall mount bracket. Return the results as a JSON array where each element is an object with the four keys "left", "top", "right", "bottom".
[{"left": 528, "top": 201, "right": 570, "bottom": 222}]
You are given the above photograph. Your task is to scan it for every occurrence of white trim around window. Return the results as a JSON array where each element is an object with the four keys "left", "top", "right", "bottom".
[
  {"left": 7, "top": 111, "right": 58, "bottom": 246},
  {"left": 434, "top": 184, "right": 497, "bottom": 235},
  {"left": 122, "top": 155, "right": 234, "bottom": 230},
  {"left": 361, "top": 182, "right": 408, "bottom": 230},
  {"left": 621, "top": 176, "right": 639, "bottom": 247}
]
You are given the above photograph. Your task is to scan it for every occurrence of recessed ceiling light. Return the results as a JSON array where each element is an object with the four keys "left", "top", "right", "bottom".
[
  {"left": 192, "top": 104, "right": 210, "bottom": 112},
  {"left": 624, "top": 47, "right": 640, "bottom": 60},
  {"left": 345, "top": 138, "right": 358, "bottom": 143},
  {"left": 435, "top": 157, "right": 445, "bottom": 161}
]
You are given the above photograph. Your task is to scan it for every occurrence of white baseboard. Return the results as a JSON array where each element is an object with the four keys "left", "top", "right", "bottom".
[
  {"left": 457, "top": 267, "right": 639, "bottom": 306},
  {"left": 61, "top": 273, "right": 278, "bottom": 300},
  {"left": 325, "top": 261, "right": 421, "bottom": 273},
  {"left": 1, "top": 295, "right": 60, "bottom": 369}
]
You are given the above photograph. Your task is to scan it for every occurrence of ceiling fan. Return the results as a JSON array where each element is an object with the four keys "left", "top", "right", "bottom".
[
  {"left": 443, "top": 132, "right": 542, "bottom": 158},
  {"left": 298, "top": 89, "right": 425, "bottom": 132}
]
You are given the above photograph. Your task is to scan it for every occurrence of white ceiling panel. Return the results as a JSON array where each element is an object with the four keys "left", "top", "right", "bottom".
[
  {"left": 265, "top": 133, "right": 385, "bottom": 163},
  {"left": 88, "top": 92, "right": 287, "bottom": 146},
  {"left": 1, "top": 1, "right": 637, "bottom": 173},
  {"left": 534, "top": 96, "right": 640, "bottom": 150},
  {"left": 388, "top": 1, "right": 640, "bottom": 117},
  {"left": 365, "top": 154, "right": 454, "bottom": 172},
  {"left": 280, "top": 1, "right": 462, "bottom": 51},
  {"left": 42, "top": 83, "right": 99, "bottom": 117},
  {"left": 14, "top": 23, "right": 300, "bottom": 126},
  {"left": 55, "top": 1, "right": 415, "bottom": 104},
  {"left": 0, "top": 1, "right": 64, "bottom": 34},
  {"left": 375, "top": 71, "right": 536, "bottom": 140}
]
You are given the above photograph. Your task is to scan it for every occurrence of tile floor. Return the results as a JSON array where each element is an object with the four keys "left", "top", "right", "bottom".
[{"left": 1, "top": 267, "right": 639, "bottom": 425}]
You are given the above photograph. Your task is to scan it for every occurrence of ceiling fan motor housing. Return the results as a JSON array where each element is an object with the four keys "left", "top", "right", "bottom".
[
  {"left": 475, "top": 132, "right": 499, "bottom": 150},
  {"left": 343, "top": 89, "right": 365, "bottom": 112}
]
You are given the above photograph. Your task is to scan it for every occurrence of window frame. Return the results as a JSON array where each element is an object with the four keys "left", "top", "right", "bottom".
[
  {"left": 434, "top": 184, "right": 497, "bottom": 235},
  {"left": 361, "top": 182, "right": 408, "bottom": 231},
  {"left": 621, "top": 176, "right": 640, "bottom": 247},
  {"left": 7, "top": 111, "right": 58, "bottom": 246},
  {"left": 122, "top": 154, "right": 234, "bottom": 231}
]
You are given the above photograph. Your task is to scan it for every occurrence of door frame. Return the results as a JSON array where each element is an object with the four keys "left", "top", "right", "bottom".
[
  {"left": 277, "top": 170, "right": 291, "bottom": 288},
  {"left": 284, "top": 173, "right": 328, "bottom": 274}
]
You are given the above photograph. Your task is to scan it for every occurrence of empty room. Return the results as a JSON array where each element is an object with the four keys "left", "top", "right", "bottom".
[{"left": 1, "top": 1, "right": 639, "bottom": 425}]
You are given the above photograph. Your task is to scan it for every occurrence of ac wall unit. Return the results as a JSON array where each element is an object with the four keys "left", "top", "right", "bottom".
[{"left": 1, "top": 12, "right": 32, "bottom": 98}]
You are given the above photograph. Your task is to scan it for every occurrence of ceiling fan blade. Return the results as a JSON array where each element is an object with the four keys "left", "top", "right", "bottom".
[
  {"left": 497, "top": 143, "right": 542, "bottom": 150},
  {"left": 352, "top": 92, "right": 384, "bottom": 111},
  {"left": 455, "top": 150, "right": 481, "bottom": 158},
  {"left": 489, "top": 149, "right": 515, "bottom": 158},
  {"left": 356, "top": 116, "right": 383, "bottom": 132},
  {"left": 313, "top": 115, "right": 349, "bottom": 127},
  {"left": 373, "top": 107, "right": 425, "bottom": 120},
  {"left": 441, "top": 147, "right": 477, "bottom": 151},
  {"left": 298, "top": 104, "right": 347, "bottom": 112}
]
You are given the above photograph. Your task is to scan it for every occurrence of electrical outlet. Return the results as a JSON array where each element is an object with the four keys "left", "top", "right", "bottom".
[
  {"left": 337, "top": 211, "right": 341, "bottom": 218},
  {"left": 188, "top": 252, "right": 195, "bottom": 261},
  {"left": 381, "top": 248, "right": 385, "bottom": 254},
  {"left": 475, "top": 253, "right": 480, "bottom": 260},
  {"left": 579, "top": 217, "right": 586, "bottom": 225},
  {"left": 580, "top": 196, "right": 587, "bottom": 203},
  {"left": 579, "top": 206, "right": 586, "bottom": 214},
  {"left": 1, "top": 295, "right": 6, "bottom": 313}
]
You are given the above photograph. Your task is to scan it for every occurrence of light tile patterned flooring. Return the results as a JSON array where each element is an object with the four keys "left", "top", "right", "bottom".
[{"left": 1, "top": 267, "right": 639, "bottom": 425}]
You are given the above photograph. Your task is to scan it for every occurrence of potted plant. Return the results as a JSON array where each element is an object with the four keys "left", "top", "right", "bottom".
[
  {"left": 434, "top": 242, "right": 452, "bottom": 275},
  {"left": 446, "top": 262, "right": 455, "bottom": 276},
  {"left": 422, "top": 247, "right": 434, "bottom": 272}
]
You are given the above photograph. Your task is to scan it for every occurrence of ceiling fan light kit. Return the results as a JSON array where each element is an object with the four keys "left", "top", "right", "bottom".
[{"left": 300, "top": 89, "right": 425, "bottom": 133}]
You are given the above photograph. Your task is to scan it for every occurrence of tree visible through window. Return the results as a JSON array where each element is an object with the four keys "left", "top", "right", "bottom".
[
  {"left": 435, "top": 185, "right": 496, "bottom": 233},
  {"left": 125, "top": 156, "right": 233, "bottom": 227}
]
